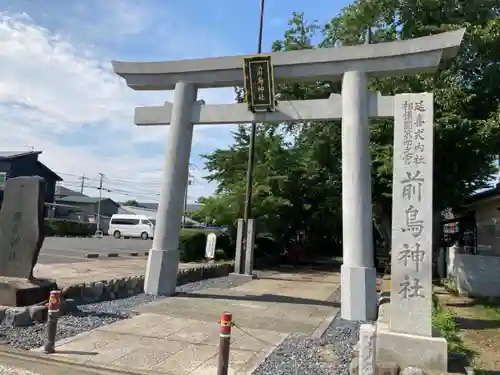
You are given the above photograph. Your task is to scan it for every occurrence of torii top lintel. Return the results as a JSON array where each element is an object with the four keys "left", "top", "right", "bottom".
[{"left": 112, "top": 29, "right": 465, "bottom": 91}]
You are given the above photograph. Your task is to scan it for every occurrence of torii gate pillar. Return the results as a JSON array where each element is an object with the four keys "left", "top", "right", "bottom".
[
  {"left": 341, "top": 71, "right": 377, "bottom": 320},
  {"left": 144, "top": 82, "right": 197, "bottom": 295}
]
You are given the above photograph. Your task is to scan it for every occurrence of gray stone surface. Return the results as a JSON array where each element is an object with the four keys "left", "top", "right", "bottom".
[
  {"left": 27, "top": 306, "right": 47, "bottom": 323},
  {"left": 358, "top": 324, "right": 376, "bottom": 375},
  {"left": 0, "top": 177, "right": 46, "bottom": 279},
  {"left": 143, "top": 81, "right": 196, "bottom": 296},
  {"left": 112, "top": 29, "right": 465, "bottom": 90},
  {"left": 135, "top": 92, "right": 395, "bottom": 126},
  {"left": 3, "top": 307, "right": 31, "bottom": 327},
  {"left": 244, "top": 218, "right": 255, "bottom": 275},
  {"left": 340, "top": 70, "right": 378, "bottom": 322},
  {"left": 376, "top": 321, "right": 447, "bottom": 373},
  {"left": 401, "top": 366, "right": 426, "bottom": 375},
  {"left": 341, "top": 265, "right": 377, "bottom": 321},
  {"left": 390, "top": 93, "right": 434, "bottom": 337},
  {"left": 233, "top": 218, "right": 244, "bottom": 274}
]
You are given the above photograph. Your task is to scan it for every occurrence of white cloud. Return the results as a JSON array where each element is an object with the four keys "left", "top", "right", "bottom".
[{"left": 0, "top": 10, "right": 237, "bottom": 203}]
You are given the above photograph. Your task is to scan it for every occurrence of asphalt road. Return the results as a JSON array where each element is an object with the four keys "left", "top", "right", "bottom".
[{"left": 39, "top": 236, "right": 153, "bottom": 264}]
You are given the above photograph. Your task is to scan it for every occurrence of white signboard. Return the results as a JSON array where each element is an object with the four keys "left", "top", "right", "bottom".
[{"left": 205, "top": 233, "right": 217, "bottom": 259}]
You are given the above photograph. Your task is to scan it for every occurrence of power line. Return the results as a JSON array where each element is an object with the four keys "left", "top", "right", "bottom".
[{"left": 62, "top": 183, "right": 160, "bottom": 201}]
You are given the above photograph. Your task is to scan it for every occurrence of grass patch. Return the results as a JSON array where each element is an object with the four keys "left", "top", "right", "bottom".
[
  {"left": 432, "top": 294, "right": 477, "bottom": 362},
  {"left": 467, "top": 297, "right": 500, "bottom": 320}
]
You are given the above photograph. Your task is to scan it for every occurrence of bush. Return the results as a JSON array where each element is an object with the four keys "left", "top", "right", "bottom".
[
  {"left": 216, "top": 232, "right": 234, "bottom": 258},
  {"left": 214, "top": 249, "right": 227, "bottom": 260},
  {"left": 179, "top": 229, "right": 207, "bottom": 262},
  {"left": 45, "top": 219, "right": 96, "bottom": 237},
  {"left": 255, "top": 233, "right": 280, "bottom": 257},
  {"left": 178, "top": 229, "right": 234, "bottom": 262}
]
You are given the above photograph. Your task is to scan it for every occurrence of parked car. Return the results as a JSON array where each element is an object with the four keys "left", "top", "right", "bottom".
[{"left": 108, "top": 214, "right": 155, "bottom": 240}]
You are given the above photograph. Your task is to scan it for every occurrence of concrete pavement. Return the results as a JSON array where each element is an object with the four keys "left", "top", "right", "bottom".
[
  {"left": 0, "top": 346, "right": 147, "bottom": 375},
  {"left": 39, "top": 237, "right": 151, "bottom": 264},
  {"left": 33, "top": 270, "right": 341, "bottom": 374}
]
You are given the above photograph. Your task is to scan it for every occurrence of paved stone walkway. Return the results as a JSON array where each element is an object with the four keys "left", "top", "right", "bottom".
[{"left": 33, "top": 269, "right": 341, "bottom": 374}]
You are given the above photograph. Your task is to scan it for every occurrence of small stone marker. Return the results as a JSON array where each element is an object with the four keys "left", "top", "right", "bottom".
[
  {"left": 358, "top": 324, "right": 377, "bottom": 375},
  {"left": 0, "top": 176, "right": 47, "bottom": 279},
  {"left": 390, "top": 93, "right": 434, "bottom": 337},
  {"left": 205, "top": 233, "right": 217, "bottom": 260},
  {"left": 234, "top": 218, "right": 245, "bottom": 273}
]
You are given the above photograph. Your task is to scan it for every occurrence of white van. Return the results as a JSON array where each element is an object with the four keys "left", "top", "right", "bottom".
[{"left": 108, "top": 214, "right": 155, "bottom": 240}]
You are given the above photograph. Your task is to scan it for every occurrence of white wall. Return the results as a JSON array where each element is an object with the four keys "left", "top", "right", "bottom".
[{"left": 447, "top": 247, "right": 500, "bottom": 297}]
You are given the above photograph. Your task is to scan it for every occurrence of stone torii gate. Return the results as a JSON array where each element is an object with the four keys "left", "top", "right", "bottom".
[{"left": 112, "top": 28, "right": 464, "bottom": 322}]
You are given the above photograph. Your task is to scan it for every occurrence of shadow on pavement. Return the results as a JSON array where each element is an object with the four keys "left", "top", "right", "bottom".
[{"left": 175, "top": 291, "right": 340, "bottom": 307}]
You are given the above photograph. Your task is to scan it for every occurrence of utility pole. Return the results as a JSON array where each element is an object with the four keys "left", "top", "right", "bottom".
[
  {"left": 96, "top": 173, "right": 104, "bottom": 236},
  {"left": 242, "top": 0, "right": 265, "bottom": 269},
  {"left": 80, "top": 174, "right": 86, "bottom": 194}
]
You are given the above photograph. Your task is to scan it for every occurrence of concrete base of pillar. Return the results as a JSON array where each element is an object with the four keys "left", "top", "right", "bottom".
[
  {"left": 144, "top": 249, "right": 179, "bottom": 296},
  {"left": 376, "top": 298, "right": 448, "bottom": 372},
  {"left": 376, "top": 321, "right": 448, "bottom": 372},
  {"left": 340, "top": 264, "right": 377, "bottom": 321}
]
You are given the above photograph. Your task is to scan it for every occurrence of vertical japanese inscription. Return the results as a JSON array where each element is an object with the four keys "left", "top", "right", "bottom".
[
  {"left": 8, "top": 211, "right": 22, "bottom": 261},
  {"left": 243, "top": 55, "right": 276, "bottom": 113},
  {"left": 391, "top": 93, "right": 434, "bottom": 337}
]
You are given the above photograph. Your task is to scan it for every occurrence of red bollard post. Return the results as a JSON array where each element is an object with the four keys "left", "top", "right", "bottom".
[
  {"left": 217, "top": 312, "right": 232, "bottom": 375},
  {"left": 44, "top": 290, "right": 61, "bottom": 354}
]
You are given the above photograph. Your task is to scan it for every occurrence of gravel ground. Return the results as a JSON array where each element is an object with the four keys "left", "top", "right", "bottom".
[
  {"left": 252, "top": 317, "right": 365, "bottom": 375},
  {"left": 0, "top": 275, "right": 252, "bottom": 350}
]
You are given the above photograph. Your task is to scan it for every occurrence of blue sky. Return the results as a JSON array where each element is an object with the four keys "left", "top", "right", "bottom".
[{"left": 0, "top": 0, "right": 351, "bottom": 202}]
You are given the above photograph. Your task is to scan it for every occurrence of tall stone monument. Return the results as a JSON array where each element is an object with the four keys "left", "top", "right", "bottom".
[
  {"left": 376, "top": 93, "right": 448, "bottom": 372},
  {"left": 0, "top": 176, "right": 56, "bottom": 306},
  {"left": 112, "top": 29, "right": 465, "bottom": 323}
]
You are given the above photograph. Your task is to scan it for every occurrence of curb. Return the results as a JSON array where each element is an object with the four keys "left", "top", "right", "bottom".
[
  {"left": 310, "top": 286, "right": 341, "bottom": 339},
  {"left": 61, "top": 262, "right": 235, "bottom": 303},
  {"left": 84, "top": 252, "right": 149, "bottom": 259}
]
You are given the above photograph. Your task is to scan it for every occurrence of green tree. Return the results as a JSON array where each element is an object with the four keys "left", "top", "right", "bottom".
[
  {"left": 123, "top": 200, "right": 139, "bottom": 207},
  {"left": 322, "top": 0, "right": 500, "bottom": 247},
  {"left": 201, "top": 2, "right": 500, "bottom": 256}
]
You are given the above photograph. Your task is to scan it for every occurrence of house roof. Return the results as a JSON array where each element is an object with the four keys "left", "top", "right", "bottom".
[
  {"left": 56, "top": 196, "right": 120, "bottom": 207},
  {"left": 0, "top": 151, "right": 63, "bottom": 181},
  {"left": 0, "top": 151, "right": 42, "bottom": 159},
  {"left": 56, "top": 186, "right": 87, "bottom": 197},
  {"left": 36, "top": 161, "right": 63, "bottom": 181}
]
